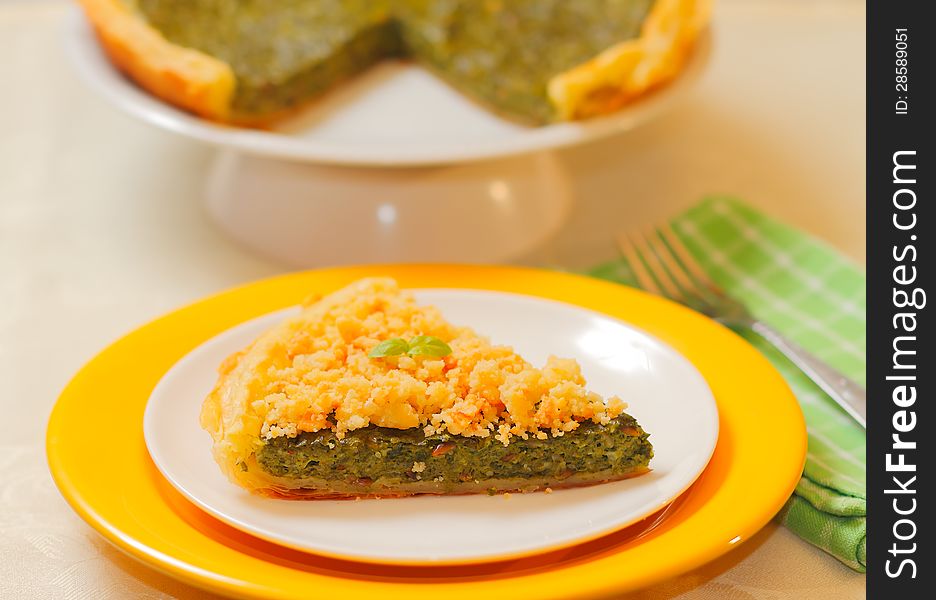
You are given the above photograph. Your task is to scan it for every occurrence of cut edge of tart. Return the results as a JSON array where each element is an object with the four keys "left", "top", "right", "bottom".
[
  {"left": 199, "top": 278, "right": 653, "bottom": 498},
  {"left": 77, "top": 0, "right": 711, "bottom": 126},
  {"left": 250, "top": 415, "right": 652, "bottom": 499}
]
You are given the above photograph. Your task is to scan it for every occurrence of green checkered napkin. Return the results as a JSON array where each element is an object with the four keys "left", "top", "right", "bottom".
[{"left": 589, "top": 196, "right": 866, "bottom": 572}]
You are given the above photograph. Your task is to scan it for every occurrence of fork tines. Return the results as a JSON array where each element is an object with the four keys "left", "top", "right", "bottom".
[{"left": 616, "top": 224, "right": 722, "bottom": 306}]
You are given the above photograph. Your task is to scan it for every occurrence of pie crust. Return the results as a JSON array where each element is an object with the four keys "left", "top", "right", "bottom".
[{"left": 78, "top": 0, "right": 235, "bottom": 120}]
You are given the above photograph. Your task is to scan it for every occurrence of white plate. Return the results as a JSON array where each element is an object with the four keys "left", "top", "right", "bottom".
[
  {"left": 67, "top": 10, "right": 711, "bottom": 166},
  {"left": 144, "top": 290, "right": 719, "bottom": 564}
]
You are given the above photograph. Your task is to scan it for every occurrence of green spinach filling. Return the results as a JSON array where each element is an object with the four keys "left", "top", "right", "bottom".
[
  {"left": 131, "top": 0, "right": 654, "bottom": 122},
  {"left": 398, "top": 0, "right": 654, "bottom": 122},
  {"left": 256, "top": 414, "right": 652, "bottom": 488}
]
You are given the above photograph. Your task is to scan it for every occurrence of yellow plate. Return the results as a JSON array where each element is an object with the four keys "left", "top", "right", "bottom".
[{"left": 47, "top": 265, "right": 806, "bottom": 599}]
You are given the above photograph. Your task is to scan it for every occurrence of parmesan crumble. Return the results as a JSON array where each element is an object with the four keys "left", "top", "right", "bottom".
[{"left": 247, "top": 278, "right": 626, "bottom": 445}]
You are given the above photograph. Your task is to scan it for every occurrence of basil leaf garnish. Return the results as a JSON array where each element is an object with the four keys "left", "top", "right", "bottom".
[
  {"left": 369, "top": 336, "right": 453, "bottom": 358},
  {"left": 368, "top": 337, "right": 410, "bottom": 358},
  {"left": 407, "top": 335, "right": 453, "bottom": 357}
]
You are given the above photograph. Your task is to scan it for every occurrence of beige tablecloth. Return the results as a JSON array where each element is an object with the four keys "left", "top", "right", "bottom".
[{"left": 1, "top": 1, "right": 865, "bottom": 597}]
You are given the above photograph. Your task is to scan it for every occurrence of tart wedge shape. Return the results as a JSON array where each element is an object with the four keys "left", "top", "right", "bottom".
[{"left": 200, "top": 278, "right": 652, "bottom": 498}]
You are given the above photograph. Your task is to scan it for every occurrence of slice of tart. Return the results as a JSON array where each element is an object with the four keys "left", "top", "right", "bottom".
[
  {"left": 200, "top": 278, "right": 652, "bottom": 499},
  {"left": 77, "top": 0, "right": 710, "bottom": 125}
]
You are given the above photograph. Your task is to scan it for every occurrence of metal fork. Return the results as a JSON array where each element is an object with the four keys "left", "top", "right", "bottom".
[{"left": 618, "top": 224, "right": 867, "bottom": 428}]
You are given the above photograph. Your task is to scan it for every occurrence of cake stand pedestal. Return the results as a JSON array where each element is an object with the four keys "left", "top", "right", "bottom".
[{"left": 205, "top": 150, "right": 572, "bottom": 266}]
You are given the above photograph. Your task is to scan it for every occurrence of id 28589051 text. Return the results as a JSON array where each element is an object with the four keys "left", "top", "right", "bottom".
[{"left": 895, "top": 29, "right": 909, "bottom": 115}]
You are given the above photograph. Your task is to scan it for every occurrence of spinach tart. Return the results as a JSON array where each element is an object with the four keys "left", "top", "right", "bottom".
[
  {"left": 200, "top": 278, "right": 653, "bottom": 499},
  {"left": 77, "top": 0, "right": 710, "bottom": 125}
]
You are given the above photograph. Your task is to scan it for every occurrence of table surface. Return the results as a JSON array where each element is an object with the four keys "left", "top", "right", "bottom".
[{"left": 0, "top": 0, "right": 865, "bottom": 598}]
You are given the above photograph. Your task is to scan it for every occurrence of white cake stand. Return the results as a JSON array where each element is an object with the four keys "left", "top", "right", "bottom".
[{"left": 66, "top": 11, "right": 710, "bottom": 266}]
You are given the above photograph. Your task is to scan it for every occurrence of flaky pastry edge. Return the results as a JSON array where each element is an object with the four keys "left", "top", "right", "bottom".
[
  {"left": 548, "top": 0, "right": 712, "bottom": 120},
  {"left": 77, "top": 0, "right": 235, "bottom": 120}
]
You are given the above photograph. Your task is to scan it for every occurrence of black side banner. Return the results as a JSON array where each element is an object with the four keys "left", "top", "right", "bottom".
[{"left": 867, "top": 1, "right": 933, "bottom": 596}]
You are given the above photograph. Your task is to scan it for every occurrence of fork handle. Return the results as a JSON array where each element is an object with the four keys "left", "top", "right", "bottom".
[{"left": 750, "top": 321, "right": 866, "bottom": 428}]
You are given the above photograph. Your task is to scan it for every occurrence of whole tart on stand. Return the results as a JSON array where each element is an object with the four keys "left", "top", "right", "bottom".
[
  {"left": 76, "top": 0, "right": 711, "bottom": 126},
  {"left": 69, "top": 1, "right": 714, "bottom": 268}
]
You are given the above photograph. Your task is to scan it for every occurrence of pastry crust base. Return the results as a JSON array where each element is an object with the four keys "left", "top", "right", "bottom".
[
  {"left": 77, "top": 0, "right": 235, "bottom": 120},
  {"left": 548, "top": 0, "right": 712, "bottom": 120}
]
